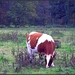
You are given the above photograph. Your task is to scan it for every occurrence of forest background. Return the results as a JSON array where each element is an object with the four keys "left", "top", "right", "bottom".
[{"left": 0, "top": 0, "right": 75, "bottom": 28}]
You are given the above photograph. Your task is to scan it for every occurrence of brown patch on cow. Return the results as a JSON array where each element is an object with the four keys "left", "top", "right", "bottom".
[
  {"left": 26, "top": 33, "right": 42, "bottom": 49},
  {"left": 38, "top": 40, "right": 55, "bottom": 55}
]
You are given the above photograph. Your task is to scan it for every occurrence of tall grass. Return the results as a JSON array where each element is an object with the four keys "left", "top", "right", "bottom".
[{"left": 0, "top": 27, "right": 75, "bottom": 74}]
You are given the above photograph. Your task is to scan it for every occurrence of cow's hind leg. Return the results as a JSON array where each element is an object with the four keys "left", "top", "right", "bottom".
[{"left": 45, "top": 54, "right": 52, "bottom": 68}]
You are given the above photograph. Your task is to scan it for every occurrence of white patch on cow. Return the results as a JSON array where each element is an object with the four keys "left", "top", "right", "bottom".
[
  {"left": 36, "top": 34, "right": 54, "bottom": 48},
  {"left": 29, "top": 31, "right": 38, "bottom": 35},
  {"left": 26, "top": 41, "right": 31, "bottom": 54},
  {"left": 46, "top": 54, "right": 51, "bottom": 68}
]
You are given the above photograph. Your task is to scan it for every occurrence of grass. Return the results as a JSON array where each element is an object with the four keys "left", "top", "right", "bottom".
[{"left": 0, "top": 26, "right": 75, "bottom": 74}]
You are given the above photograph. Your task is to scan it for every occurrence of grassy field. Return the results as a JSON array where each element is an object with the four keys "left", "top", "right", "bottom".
[{"left": 0, "top": 26, "right": 75, "bottom": 74}]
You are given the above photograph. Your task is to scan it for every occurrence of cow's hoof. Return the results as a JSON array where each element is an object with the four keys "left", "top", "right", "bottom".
[{"left": 46, "top": 65, "right": 49, "bottom": 68}]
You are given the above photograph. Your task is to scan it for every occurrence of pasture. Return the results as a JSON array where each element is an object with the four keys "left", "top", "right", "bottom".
[{"left": 0, "top": 26, "right": 75, "bottom": 74}]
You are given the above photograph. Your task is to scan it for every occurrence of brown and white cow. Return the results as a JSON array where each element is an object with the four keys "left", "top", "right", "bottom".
[{"left": 26, "top": 31, "right": 56, "bottom": 68}]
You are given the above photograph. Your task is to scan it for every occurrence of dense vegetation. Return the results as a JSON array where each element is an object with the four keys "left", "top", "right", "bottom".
[{"left": 0, "top": 1, "right": 75, "bottom": 28}]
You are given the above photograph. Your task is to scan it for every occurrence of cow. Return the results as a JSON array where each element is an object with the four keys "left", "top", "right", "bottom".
[{"left": 26, "top": 31, "right": 56, "bottom": 68}]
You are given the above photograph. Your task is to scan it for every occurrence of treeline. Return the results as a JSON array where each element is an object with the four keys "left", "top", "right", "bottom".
[{"left": 0, "top": 1, "right": 75, "bottom": 28}]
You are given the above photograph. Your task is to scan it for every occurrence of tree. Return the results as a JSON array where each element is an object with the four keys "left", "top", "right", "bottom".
[
  {"left": 0, "top": 1, "right": 9, "bottom": 27},
  {"left": 7, "top": 1, "right": 37, "bottom": 27},
  {"left": 36, "top": 1, "right": 52, "bottom": 26}
]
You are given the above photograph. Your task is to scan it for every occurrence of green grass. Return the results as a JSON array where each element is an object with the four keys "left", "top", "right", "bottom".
[{"left": 0, "top": 27, "right": 75, "bottom": 74}]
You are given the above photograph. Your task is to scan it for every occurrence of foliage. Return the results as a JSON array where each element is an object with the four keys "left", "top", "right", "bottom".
[
  {"left": 0, "top": 1, "right": 75, "bottom": 27},
  {"left": 7, "top": 1, "right": 37, "bottom": 27}
]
